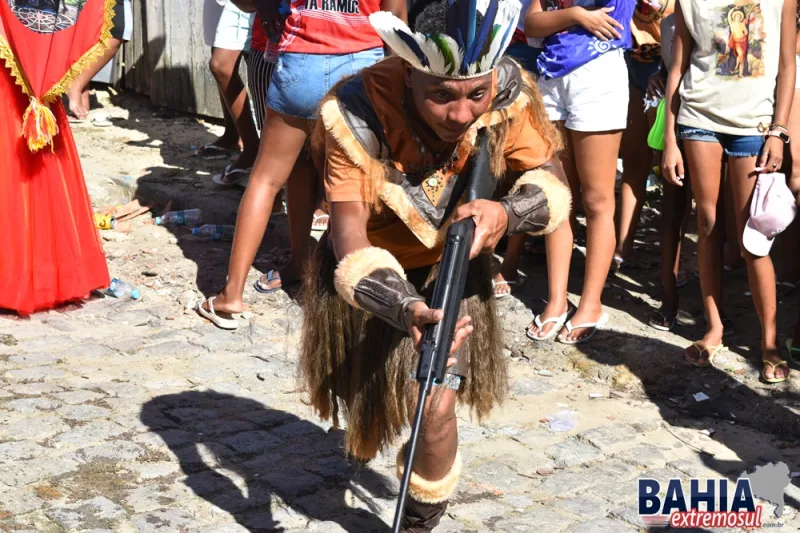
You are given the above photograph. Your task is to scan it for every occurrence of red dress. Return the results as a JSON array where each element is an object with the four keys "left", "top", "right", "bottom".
[{"left": 0, "top": 0, "right": 111, "bottom": 314}]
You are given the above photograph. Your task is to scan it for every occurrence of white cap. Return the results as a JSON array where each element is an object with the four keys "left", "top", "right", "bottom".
[{"left": 742, "top": 173, "right": 797, "bottom": 257}]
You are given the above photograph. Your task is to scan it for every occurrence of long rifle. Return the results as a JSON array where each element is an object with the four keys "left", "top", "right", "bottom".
[{"left": 392, "top": 130, "right": 495, "bottom": 532}]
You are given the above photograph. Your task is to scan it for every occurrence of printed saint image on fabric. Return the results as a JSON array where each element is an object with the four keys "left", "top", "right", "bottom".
[
  {"left": 8, "top": 0, "right": 86, "bottom": 34},
  {"left": 714, "top": 2, "right": 766, "bottom": 79}
]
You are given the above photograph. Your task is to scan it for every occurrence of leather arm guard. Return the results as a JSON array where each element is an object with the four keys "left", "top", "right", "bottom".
[
  {"left": 499, "top": 167, "right": 572, "bottom": 236},
  {"left": 334, "top": 247, "right": 424, "bottom": 332}
]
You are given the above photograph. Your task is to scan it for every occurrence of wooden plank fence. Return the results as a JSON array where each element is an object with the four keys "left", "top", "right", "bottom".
[
  {"left": 115, "top": 0, "right": 419, "bottom": 119},
  {"left": 120, "top": 0, "right": 231, "bottom": 118}
]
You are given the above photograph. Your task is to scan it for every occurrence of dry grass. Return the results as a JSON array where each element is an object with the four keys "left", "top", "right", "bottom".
[{"left": 139, "top": 447, "right": 172, "bottom": 463}]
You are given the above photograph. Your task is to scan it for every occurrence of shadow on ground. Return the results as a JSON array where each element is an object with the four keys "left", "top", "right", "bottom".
[{"left": 140, "top": 390, "right": 393, "bottom": 532}]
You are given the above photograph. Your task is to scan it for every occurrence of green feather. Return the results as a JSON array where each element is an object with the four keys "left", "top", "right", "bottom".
[
  {"left": 431, "top": 34, "right": 457, "bottom": 75},
  {"left": 479, "top": 24, "right": 501, "bottom": 61}
]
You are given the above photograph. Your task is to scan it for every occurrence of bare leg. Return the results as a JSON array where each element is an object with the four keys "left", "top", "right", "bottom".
[
  {"left": 66, "top": 38, "right": 122, "bottom": 119},
  {"left": 654, "top": 176, "right": 692, "bottom": 324},
  {"left": 723, "top": 167, "right": 745, "bottom": 270},
  {"left": 727, "top": 157, "right": 784, "bottom": 380},
  {"left": 788, "top": 89, "right": 800, "bottom": 351},
  {"left": 527, "top": 123, "right": 574, "bottom": 339},
  {"left": 559, "top": 129, "right": 622, "bottom": 342},
  {"left": 413, "top": 389, "right": 458, "bottom": 482},
  {"left": 204, "top": 111, "right": 311, "bottom": 315},
  {"left": 616, "top": 85, "right": 654, "bottom": 261},
  {"left": 494, "top": 234, "right": 525, "bottom": 296},
  {"left": 683, "top": 140, "right": 725, "bottom": 363},
  {"left": 209, "top": 48, "right": 260, "bottom": 170}
]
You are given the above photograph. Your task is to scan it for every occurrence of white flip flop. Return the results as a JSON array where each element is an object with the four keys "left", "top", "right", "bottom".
[
  {"left": 213, "top": 165, "right": 252, "bottom": 187},
  {"left": 558, "top": 312, "right": 610, "bottom": 345},
  {"left": 526, "top": 308, "right": 570, "bottom": 342},
  {"left": 492, "top": 280, "right": 512, "bottom": 299},
  {"left": 196, "top": 296, "right": 239, "bottom": 330}
]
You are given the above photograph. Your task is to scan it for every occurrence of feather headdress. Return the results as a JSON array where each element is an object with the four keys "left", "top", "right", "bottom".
[{"left": 369, "top": 0, "right": 521, "bottom": 79}]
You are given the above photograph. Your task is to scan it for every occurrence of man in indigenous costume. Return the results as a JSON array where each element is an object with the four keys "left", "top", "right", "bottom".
[
  {"left": 301, "top": 0, "right": 571, "bottom": 529},
  {"left": 0, "top": 0, "right": 112, "bottom": 314}
]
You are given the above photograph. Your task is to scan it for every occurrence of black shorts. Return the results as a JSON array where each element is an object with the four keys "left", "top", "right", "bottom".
[{"left": 109, "top": 0, "right": 132, "bottom": 41}]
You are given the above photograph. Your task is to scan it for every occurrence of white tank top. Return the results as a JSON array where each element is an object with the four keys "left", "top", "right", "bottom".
[{"left": 678, "top": 0, "right": 784, "bottom": 135}]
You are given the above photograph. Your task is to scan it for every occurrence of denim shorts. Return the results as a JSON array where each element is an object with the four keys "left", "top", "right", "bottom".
[
  {"left": 267, "top": 47, "right": 385, "bottom": 120},
  {"left": 625, "top": 53, "right": 661, "bottom": 93},
  {"left": 506, "top": 42, "right": 542, "bottom": 76},
  {"left": 678, "top": 125, "right": 765, "bottom": 157}
]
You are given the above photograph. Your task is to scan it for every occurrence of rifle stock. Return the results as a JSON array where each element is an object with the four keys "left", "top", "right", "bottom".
[{"left": 392, "top": 130, "right": 494, "bottom": 532}]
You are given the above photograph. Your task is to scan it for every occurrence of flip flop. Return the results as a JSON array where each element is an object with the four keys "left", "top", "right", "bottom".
[
  {"left": 649, "top": 310, "right": 677, "bottom": 332},
  {"left": 761, "top": 359, "right": 789, "bottom": 384},
  {"left": 785, "top": 339, "right": 799, "bottom": 365},
  {"left": 213, "top": 165, "right": 252, "bottom": 186},
  {"left": 194, "top": 143, "right": 240, "bottom": 160},
  {"left": 557, "top": 312, "right": 610, "bottom": 345},
  {"left": 526, "top": 306, "right": 571, "bottom": 342},
  {"left": 312, "top": 213, "right": 329, "bottom": 231},
  {"left": 91, "top": 115, "right": 113, "bottom": 127},
  {"left": 684, "top": 342, "right": 726, "bottom": 368},
  {"left": 492, "top": 278, "right": 524, "bottom": 299},
  {"left": 196, "top": 296, "right": 239, "bottom": 330},
  {"left": 254, "top": 270, "right": 301, "bottom": 294}
]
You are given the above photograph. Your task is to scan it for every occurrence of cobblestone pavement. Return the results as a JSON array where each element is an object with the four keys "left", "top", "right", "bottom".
[{"left": 2, "top": 94, "right": 800, "bottom": 532}]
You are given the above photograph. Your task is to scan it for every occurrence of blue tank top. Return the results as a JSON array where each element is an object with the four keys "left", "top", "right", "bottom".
[{"left": 536, "top": 0, "right": 636, "bottom": 80}]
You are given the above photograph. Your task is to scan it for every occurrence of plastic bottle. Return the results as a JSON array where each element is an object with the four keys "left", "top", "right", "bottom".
[
  {"left": 192, "top": 224, "right": 235, "bottom": 241},
  {"left": 106, "top": 278, "right": 141, "bottom": 300},
  {"left": 155, "top": 209, "right": 202, "bottom": 227}
]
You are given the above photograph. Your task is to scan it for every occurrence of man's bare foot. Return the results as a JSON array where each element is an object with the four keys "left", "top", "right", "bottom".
[
  {"left": 527, "top": 298, "right": 570, "bottom": 340},
  {"left": 684, "top": 328, "right": 724, "bottom": 366},
  {"left": 558, "top": 302, "right": 605, "bottom": 343}
]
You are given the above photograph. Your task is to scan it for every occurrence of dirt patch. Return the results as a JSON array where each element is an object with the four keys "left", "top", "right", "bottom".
[
  {"left": 52, "top": 460, "right": 135, "bottom": 505},
  {"left": 139, "top": 447, "right": 172, "bottom": 463},
  {"left": 33, "top": 485, "right": 64, "bottom": 500},
  {"left": 0, "top": 335, "right": 17, "bottom": 347}
]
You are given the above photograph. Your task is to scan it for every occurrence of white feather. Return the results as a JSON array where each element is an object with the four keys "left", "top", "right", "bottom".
[
  {"left": 419, "top": 37, "right": 448, "bottom": 76},
  {"left": 368, "top": 12, "right": 425, "bottom": 70}
]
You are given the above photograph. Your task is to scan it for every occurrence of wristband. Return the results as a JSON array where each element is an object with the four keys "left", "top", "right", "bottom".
[
  {"left": 499, "top": 168, "right": 572, "bottom": 236},
  {"left": 334, "top": 247, "right": 424, "bottom": 331}
]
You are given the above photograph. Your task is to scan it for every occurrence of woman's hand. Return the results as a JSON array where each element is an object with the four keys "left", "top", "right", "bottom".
[
  {"left": 406, "top": 302, "right": 473, "bottom": 366},
  {"left": 756, "top": 136, "right": 785, "bottom": 173},
  {"left": 661, "top": 141, "right": 686, "bottom": 187},
  {"left": 453, "top": 200, "right": 509, "bottom": 259},
  {"left": 575, "top": 6, "right": 623, "bottom": 41},
  {"left": 646, "top": 72, "right": 666, "bottom": 101},
  {"left": 255, "top": 0, "right": 289, "bottom": 43}
]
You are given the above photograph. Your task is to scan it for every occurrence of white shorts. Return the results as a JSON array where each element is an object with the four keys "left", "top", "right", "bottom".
[
  {"left": 213, "top": 1, "right": 255, "bottom": 51},
  {"left": 538, "top": 48, "right": 629, "bottom": 132}
]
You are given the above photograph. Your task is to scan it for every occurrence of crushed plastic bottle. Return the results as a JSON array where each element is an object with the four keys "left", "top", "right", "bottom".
[
  {"left": 155, "top": 209, "right": 202, "bottom": 227},
  {"left": 547, "top": 411, "right": 578, "bottom": 432},
  {"left": 106, "top": 278, "right": 141, "bottom": 300},
  {"left": 192, "top": 224, "right": 235, "bottom": 241}
]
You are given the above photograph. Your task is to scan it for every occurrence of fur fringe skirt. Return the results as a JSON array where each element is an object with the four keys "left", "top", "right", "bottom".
[{"left": 300, "top": 237, "right": 508, "bottom": 460}]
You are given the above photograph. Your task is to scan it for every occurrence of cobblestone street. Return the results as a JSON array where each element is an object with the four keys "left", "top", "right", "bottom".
[{"left": 1, "top": 93, "right": 800, "bottom": 532}]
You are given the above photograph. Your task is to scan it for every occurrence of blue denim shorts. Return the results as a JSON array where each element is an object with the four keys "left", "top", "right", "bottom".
[
  {"left": 506, "top": 42, "right": 542, "bottom": 76},
  {"left": 267, "top": 47, "right": 385, "bottom": 120},
  {"left": 625, "top": 53, "right": 661, "bottom": 93},
  {"left": 678, "top": 125, "right": 765, "bottom": 157}
]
